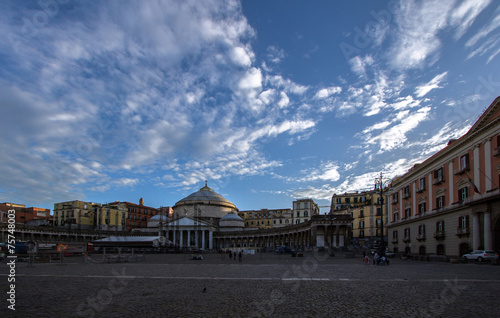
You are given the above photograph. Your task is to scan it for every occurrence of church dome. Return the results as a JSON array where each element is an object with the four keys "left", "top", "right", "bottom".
[
  {"left": 219, "top": 212, "right": 244, "bottom": 230},
  {"left": 147, "top": 214, "right": 169, "bottom": 228},
  {"left": 221, "top": 213, "right": 243, "bottom": 221},
  {"left": 172, "top": 182, "right": 238, "bottom": 220},
  {"left": 174, "top": 184, "right": 236, "bottom": 209}
]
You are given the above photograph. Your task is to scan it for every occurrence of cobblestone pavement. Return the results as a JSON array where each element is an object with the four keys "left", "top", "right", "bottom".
[{"left": 1, "top": 252, "right": 499, "bottom": 317}]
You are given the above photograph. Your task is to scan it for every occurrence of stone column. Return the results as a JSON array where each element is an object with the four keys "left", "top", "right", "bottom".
[
  {"left": 202, "top": 230, "right": 206, "bottom": 250},
  {"left": 209, "top": 231, "right": 213, "bottom": 249},
  {"left": 484, "top": 139, "right": 492, "bottom": 191},
  {"left": 195, "top": 230, "right": 199, "bottom": 249},
  {"left": 473, "top": 213, "right": 480, "bottom": 250},
  {"left": 187, "top": 230, "right": 191, "bottom": 248},
  {"left": 484, "top": 212, "right": 492, "bottom": 250}
]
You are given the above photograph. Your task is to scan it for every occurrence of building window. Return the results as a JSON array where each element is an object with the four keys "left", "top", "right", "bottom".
[
  {"left": 296, "top": 220, "right": 300, "bottom": 224},
  {"left": 436, "top": 220, "right": 444, "bottom": 232},
  {"left": 418, "top": 202, "right": 426, "bottom": 215},
  {"left": 336, "top": 198, "right": 341, "bottom": 204},
  {"left": 304, "top": 202, "right": 308, "bottom": 208},
  {"left": 418, "top": 225, "right": 425, "bottom": 236},
  {"left": 404, "top": 208, "right": 411, "bottom": 219},
  {"left": 304, "top": 211, "right": 308, "bottom": 217},
  {"left": 376, "top": 219, "right": 381, "bottom": 228},
  {"left": 359, "top": 220, "right": 364, "bottom": 229},
  {"left": 458, "top": 187, "right": 469, "bottom": 201},
  {"left": 436, "top": 196, "right": 445, "bottom": 209},
  {"left": 354, "top": 197, "right": 358, "bottom": 203},
  {"left": 296, "top": 212, "right": 300, "bottom": 217},
  {"left": 360, "top": 197, "right": 366, "bottom": 203},
  {"left": 392, "top": 192, "right": 399, "bottom": 204},
  {"left": 359, "top": 230, "right": 365, "bottom": 237},
  {"left": 359, "top": 210, "right": 364, "bottom": 218},
  {"left": 459, "top": 215, "right": 469, "bottom": 229},
  {"left": 434, "top": 167, "right": 445, "bottom": 184},
  {"left": 392, "top": 230, "right": 398, "bottom": 241},
  {"left": 393, "top": 212, "right": 399, "bottom": 222},
  {"left": 459, "top": 154, "right": 470, "bottom": 172},
  {"left": 376, "top": 207, "right": 382, "bottom": 216},
  {"left": 404, "top": 228, "right": 411, "bottom": 241},
  {"left": 345, "top": 198, "right": 350, "bottom": 203},
  {"left": 418, "top": 177, "right": 425, "bottom": 192},
  {"left": 403, "top": 186, "right": 411, "bottom": 198}
]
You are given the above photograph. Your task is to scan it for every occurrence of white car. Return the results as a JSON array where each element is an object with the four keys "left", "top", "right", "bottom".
[{"left": 461, "top": 250, "right": 499, "bottom": 263}]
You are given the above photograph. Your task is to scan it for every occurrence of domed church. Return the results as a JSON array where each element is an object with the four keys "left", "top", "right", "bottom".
[{"left": 172, "top": 181, "right": 238, "bottom": 226}]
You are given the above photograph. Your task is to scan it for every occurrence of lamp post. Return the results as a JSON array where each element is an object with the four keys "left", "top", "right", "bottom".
[{"left": 374, "top": 172, "right": 390, "bottom": 254}]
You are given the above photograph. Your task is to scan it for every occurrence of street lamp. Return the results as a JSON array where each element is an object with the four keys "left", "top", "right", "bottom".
[{"left": 374, "top": 172, "right": 390, "bottom": 255}]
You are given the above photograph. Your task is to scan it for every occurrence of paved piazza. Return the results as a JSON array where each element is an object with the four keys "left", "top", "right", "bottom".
[{"left": 1, "top": 252, "right": 499, "bottom": 317}]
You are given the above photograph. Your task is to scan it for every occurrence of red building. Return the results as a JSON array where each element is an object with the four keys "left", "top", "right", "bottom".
[
  {"left": 0, "top": 202, "right": 50, "bottom": 224},
  {"left": 125, "top": 198, "right": 160, "bottom": 231}
]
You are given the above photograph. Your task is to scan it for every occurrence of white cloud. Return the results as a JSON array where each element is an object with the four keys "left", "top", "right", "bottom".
[
  {"left": 230, "top": 46, "right": 253, "bottom": 66},
  {"left": 449, "top": 0, "right": 491, "bottom": 39},
  {"left": 277, "top": 92, "right": 290, "bottom": 108},
  {"left": 388, "top": 0, "right": 490, "bottom": 70},
  {"left": 415, "top": 71, "right": 448, "bottom": 98},
  {"left": 366, "top": 107, "right": 432, "bottom": 152},
  {"left": 314, "top": 86, "right": 342, "bottom": 99}
]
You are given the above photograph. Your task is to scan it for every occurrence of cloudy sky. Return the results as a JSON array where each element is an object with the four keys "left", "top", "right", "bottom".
[{"left": 1, "top": 0, "right": 499, "bottom": 213}]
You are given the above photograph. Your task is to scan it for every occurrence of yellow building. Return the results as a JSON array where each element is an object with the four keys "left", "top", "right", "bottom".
[
  {"left": 331, "top": 190, "right": 388, "bottom": 247},
  {"left": 239, "top": 209, "right": 292, "bottom": 229},
  {"left": 53, "top": 200, "right": 101, "bottom": 230},
  {"left": 96, "top": 201, "right": 128, "bottom": 232}
]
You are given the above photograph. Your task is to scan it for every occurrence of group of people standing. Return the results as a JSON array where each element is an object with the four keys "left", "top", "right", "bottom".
[
  {"left": 228, "top": 250, "right": 242, "bottom": 262},
  {"left": 363, "top": 251, "right": 389, "bottom": 265}
]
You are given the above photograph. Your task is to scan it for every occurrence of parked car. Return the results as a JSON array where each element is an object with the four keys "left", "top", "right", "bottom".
[
  {"left": 275, "top": 246, "right": 295, "bottom": 254},
  {"left": 461, "top": 250, "right": 499, "bottom": 263}
]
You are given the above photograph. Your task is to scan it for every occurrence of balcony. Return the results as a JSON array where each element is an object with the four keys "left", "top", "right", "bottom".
[
  {"left": 402, "top": 236, "right": 411, "bottom": 243},
  {"left": 454, "top": 165, "right": 470, "bottom": 175},
  {"left": 416, "top": 187, "right": 425, "bottom": 193},
  {"left": 391, "top": 238, "right": 398, "bottom": 244},
  {"left": 433, "top": 177, "right": 445, "bottom": 185},
  {"left": 493, "top": 147, "right": 500, "bottom": 157},
  {"left": 416, "top": 234, "right": 426, "bottom": 241},
  {"left": 433, "top": 231, "right": 445, "bottom": 240},
  {"left": 456, "top": 227, "right": 470, "bottom": 237}
]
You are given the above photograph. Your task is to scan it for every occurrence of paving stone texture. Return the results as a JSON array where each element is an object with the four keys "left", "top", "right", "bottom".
[{"left": 1, "top": 252, "right": 499, "bottom": 317}]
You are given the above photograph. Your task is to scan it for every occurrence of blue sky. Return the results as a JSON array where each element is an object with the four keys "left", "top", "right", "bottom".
[{"left": 1, "top": 0, "right": 499, "bottom": 213}]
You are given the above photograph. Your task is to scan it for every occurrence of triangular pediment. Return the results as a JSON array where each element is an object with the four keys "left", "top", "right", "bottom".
[
  {"left": 167, "top": 217, "right": 210, "bottom": 227},
  {"left": 466, "top": 96, "right": 500, "bottom": 135}
]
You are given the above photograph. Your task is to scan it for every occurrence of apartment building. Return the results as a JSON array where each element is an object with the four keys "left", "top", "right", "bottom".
[
  {"left": 331, "top": 191, "right": 388, "bottom": 246},
  {"left": 53, "top": 200, "right": 101, "bottom": 230},
  {"left": 292, "top": 199, "right": 319, "bottom": 224},
  {"left": 238, "top": 209, "right": 292, "bottom": 229},
  {"left": 387, "top": 97, "right": 500, "bottom": 258}
]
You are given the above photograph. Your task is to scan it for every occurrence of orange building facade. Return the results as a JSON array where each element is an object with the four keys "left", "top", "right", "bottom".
[{"left": 387, "top": 97, "right": 500, "bottom": 258}]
